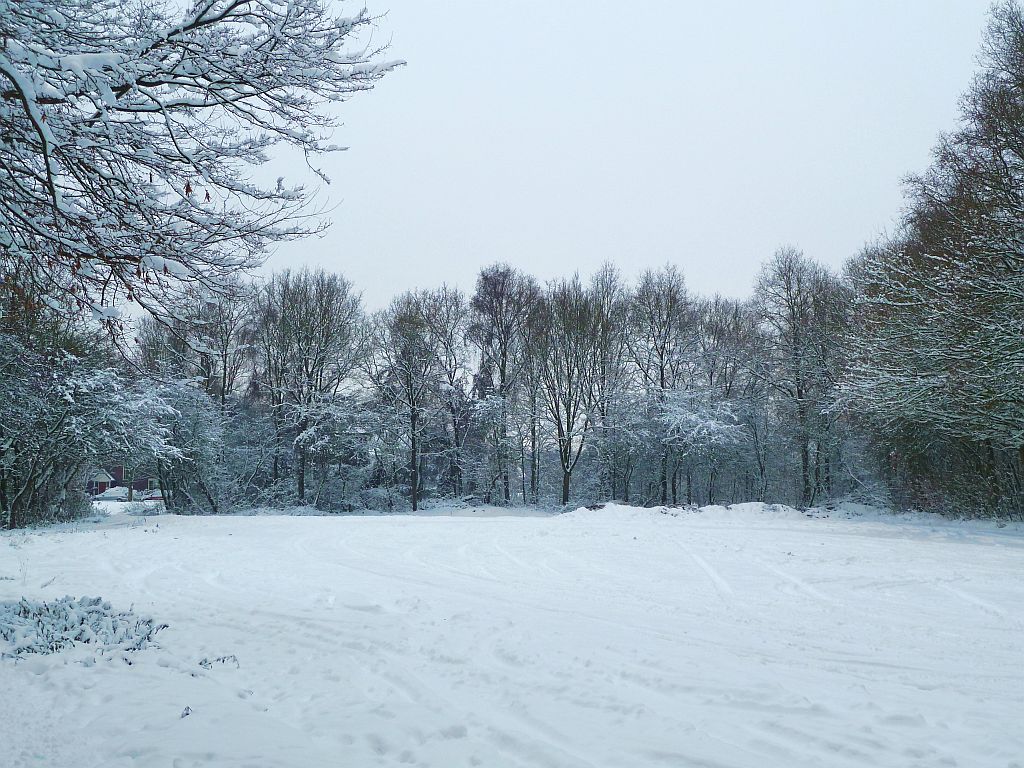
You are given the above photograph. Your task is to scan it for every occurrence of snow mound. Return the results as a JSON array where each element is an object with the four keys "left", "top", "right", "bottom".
[
  {"left": 0, "top": 596, "right": 166, "bottom": 659},
  {"left": 561, "top": 501, "right": 811, "bottom": 522}
]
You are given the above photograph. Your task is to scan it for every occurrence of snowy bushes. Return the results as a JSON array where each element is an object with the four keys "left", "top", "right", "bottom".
[
  {"left": 0, "top": 596, "right": 166, "bottom": 659},
  {"left": 0, "top": 333, "right": 176, "bottom": 529}
]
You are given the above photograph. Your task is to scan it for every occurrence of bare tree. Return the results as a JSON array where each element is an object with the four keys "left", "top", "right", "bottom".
[
  {"left": 754, "top": 248, "right": 845, "bottom": 506},
  {"left": 196, "top": 280, "right": 256, "bottom": 407},
  {"left": 537, "top": 276, "right": 601, "bottom": 505},
  {"left": 135, "top": 279, "right": 255, "bottom": 405},
  {"left": 469, "top": 264, "right": 538, "bottom": 503},
  {"left": 627, "top": 265, "right": 695, "bottom": 504},
  {"left": 421, "top": 286, "right": 473, "bottom": 498},
  {"left": 253, "top": 269, "right": 364, "bottom": 502},
  {"left": 369, "top": 292, "right": 440, "bottom": 512},
  {"left": 518, "top": 302, "right": 548, "bottom": 504},
  {"left": 589, "top": 263, "right": 631, "bottom": 500},
  {"left": 0, "top": 0, "right": 399, "bottom": 326}
]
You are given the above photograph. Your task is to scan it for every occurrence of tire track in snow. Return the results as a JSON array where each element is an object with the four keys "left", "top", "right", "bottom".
[
  {"left": 755, "top": 560, "right": 834, "bottom": 604},
  {"left": 684, "top": 557, "right": 733, "bottom": 606},
  {"left": 937, "top": 583, "right": 1010, "bottom": 620},
  {"left": 682, "top": 546, "right": 734, "bottom": 602}
]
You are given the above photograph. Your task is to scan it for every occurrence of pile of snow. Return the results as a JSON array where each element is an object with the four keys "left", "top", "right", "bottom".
[
  {"left": 0, "top": 595, "right": 166, "bottom": 659},
  {"left": 92, "top": 499, "right": 163, "bottom": 517},
  {"left": 236, "top": 502, "right": 553, "bottom": 518}
]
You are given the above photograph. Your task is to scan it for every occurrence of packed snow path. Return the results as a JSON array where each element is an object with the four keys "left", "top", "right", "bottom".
[{"left": 2, "top": 504, "right": 1023, "bottom": 767}]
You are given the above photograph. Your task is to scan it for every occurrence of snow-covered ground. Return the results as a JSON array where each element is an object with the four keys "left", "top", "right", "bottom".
[{"left": 2, "top": 503, "right": 1023, "bottom": 767}]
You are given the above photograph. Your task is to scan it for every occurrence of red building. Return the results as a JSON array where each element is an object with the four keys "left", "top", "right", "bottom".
[{"left": 87, "top": 465, "right": 158, "bottom": 497}]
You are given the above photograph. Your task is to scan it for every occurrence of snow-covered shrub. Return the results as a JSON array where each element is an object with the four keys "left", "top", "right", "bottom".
[
  {"left": 0, "top": 334, "right": 176, "bottom": 529},
  {"left": 0, "top": 596, "right": 166, "bottom": 659}
]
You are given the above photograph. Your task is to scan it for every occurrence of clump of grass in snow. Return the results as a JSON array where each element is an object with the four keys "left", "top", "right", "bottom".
[{"left": 0, "top": 596, "right": 166, "bottom": 659}]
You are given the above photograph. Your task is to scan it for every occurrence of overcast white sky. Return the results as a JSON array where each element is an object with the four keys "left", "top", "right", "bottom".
[{"left": 265, "top": 0, "right": 993, "bottom": 308}]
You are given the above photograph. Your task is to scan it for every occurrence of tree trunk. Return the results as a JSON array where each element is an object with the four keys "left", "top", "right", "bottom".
[
  {"left": 985, "top": 439, "right": 1001, "bottom": 510},
  {"left": 561, "top": 467, "right": 571, "bottom": 506},
  {"left": 1017, "top": 445, "right": 1024, "bottom": 511},
  {"left": 271, "top": 407, "right": 282, "bottom": 485},
  {"left": 410, "top": 410, "right": 419, "bottom": 512},
  {"left": 609, "top": 459, "right": 618, "bottom": 502},
  {"left": 800, "top": 436, "right": 812, "bottom": 507},
  {"left": 0, "top": 472, "right": 12, "bottom": 529},
  {"left": 530, "top": 413, "right": 539, "bottom": 504},
  {"left": 824, "top": 448, "right": 832, "bottom": 496},
  {"left": 660, "top": 451, "right": 669, "bottom": 505},
  {"left": 498, "top": 391, "right": 511, "bottom": 504},
  {"left": 520, "top": 444, "right": 527, "bottom": 503},
  {"left": 451, "top": 412, "right": 462, "bottom": 497},
  {"left": 812, "top": 439, "right": 822, "bottom": 506},
  {"left": 797, "top": 392, "right": 812, "bottom": 506}
]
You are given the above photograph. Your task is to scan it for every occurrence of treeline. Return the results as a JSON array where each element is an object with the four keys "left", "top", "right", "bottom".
[
  {"left": 6, "top": 3, "right": 1024, "bottom": 527},
  {"left": 121, "top": 253, "right": 857, "bottom": 517},
  {"left": 844, "top": 1, "right": 1024, "bottom": 516},
  {"left": 1, "top": 250, "right": 862, "bottom": 524}
]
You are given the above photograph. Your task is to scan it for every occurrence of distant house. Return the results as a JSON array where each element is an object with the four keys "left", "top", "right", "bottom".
[
  {"left": 87, "top": 469, "right": 116, "bottom": 495},
  {"left": 87, "top": 465, "right": 158, "bottom": 497}
]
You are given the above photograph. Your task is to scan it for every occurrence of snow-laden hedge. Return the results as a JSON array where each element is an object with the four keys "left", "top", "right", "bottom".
[{"left": 0, "top": 596, "right": 166, "bottom": 659}]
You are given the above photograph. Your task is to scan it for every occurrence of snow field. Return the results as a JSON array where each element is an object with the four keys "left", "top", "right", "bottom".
[{"left": 1, "top": 504, "right": 1023, "bottom": 767}]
